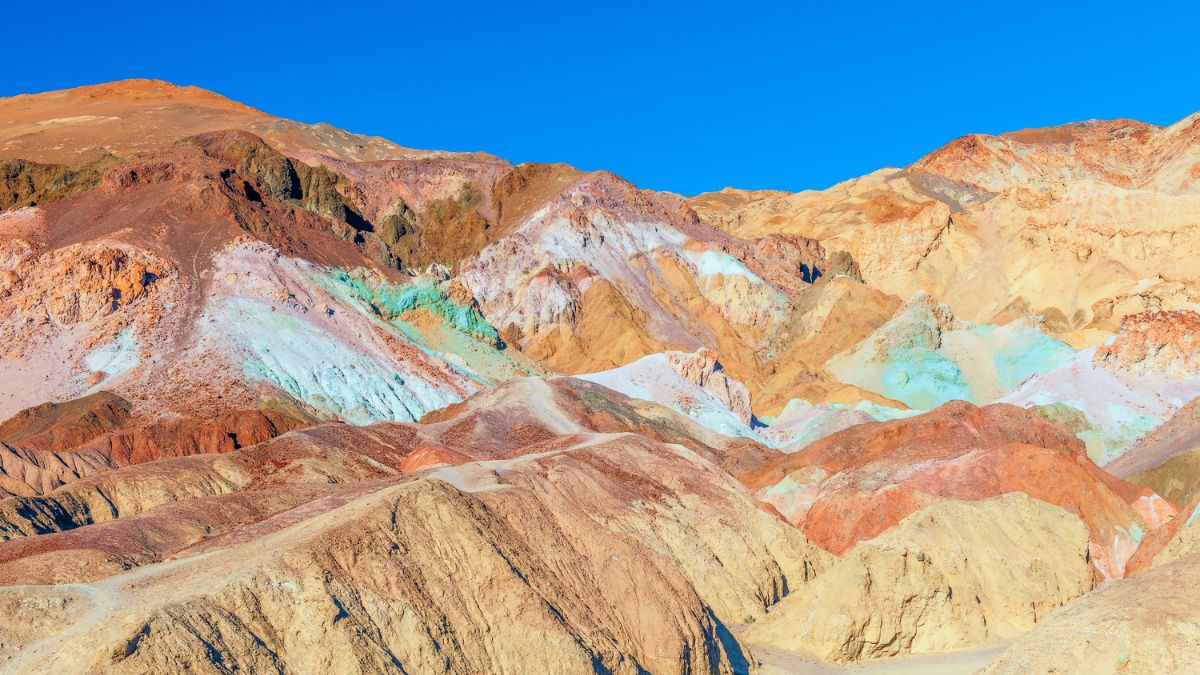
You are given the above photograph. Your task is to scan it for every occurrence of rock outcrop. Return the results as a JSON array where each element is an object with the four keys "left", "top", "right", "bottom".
[
  {"left": 742, "top": 401, "right": 1168, "bottom": 579},
  {"left": 1093, "top": 309, "right": 1200, "bottom": 379},
  {"left": 745, "top": 494, "right": 1093, "bottom": 662},
  {"left": 984, "top": 551, "right": 1200, "bottom": 674}
]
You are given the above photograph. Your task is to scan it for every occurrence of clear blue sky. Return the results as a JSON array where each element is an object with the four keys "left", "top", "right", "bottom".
[{"left": 4, "top": 1, "right": 1199, "bottom": 195}]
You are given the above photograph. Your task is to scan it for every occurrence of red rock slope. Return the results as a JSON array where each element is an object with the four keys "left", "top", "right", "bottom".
[{"left": 742, "top": 401, "right": 1173, "bottom": 579}]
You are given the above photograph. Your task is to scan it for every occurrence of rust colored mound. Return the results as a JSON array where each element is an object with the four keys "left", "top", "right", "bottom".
[
  {"left": 398, "top": 444, "right": 475, "bottom": 472},
  {"left": 0, "top": 422, "right": 423, "bottom": 542},
  {"left": 0, "top": 402, "right": 310, "bottom": 498},
  {"left": 0, "top": 79, "right": 267, "bottom": 164},
  {"left": 0, "top": 391, "right": 132, "bottom": 452},
  {"left": 743, "top": 400, "right": 1082, "bottom": 486},
  {"left": 0, "top": 483, "right": 342, "bottom": 585},
  {"left": 742, "top": 401, "right": 1163, "bottom": 578},
  {"left": 73, "top": 408, "right": 310, "bottom": 466}
]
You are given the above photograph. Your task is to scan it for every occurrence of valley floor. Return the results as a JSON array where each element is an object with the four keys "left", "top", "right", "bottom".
[{"left": 747, "top": 640, "right": 1013, "bottom": 675}]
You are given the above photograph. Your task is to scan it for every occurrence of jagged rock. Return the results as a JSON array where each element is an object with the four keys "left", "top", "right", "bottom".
[{"left": 1093, "top": 310, "right": 1200, "bottom": 379}]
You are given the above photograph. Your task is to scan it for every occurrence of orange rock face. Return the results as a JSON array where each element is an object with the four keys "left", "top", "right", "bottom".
[
  {"left": 1093, "top": 310, "right": 1200, "bottom": 379},
  {"left": 0, "top": 79, "right": 470, "bottom": 166},
  {"left": 0, "top": 391, "right": 131, "bottom": 452}
]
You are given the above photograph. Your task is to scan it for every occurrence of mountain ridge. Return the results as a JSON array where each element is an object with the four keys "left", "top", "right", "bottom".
[{"left": 0, "top": 79, "right": 1198, "bottom": 673}]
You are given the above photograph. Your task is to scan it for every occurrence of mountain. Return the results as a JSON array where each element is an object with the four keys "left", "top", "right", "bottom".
[
  {"left": 689, "top": 117, "right": 1200, "bottom": 348},
  {"left": 0, "top": 79, "right": 475, "bottom": 165},
  {"left": 1, "top": 79, "right": 1199, "bottom": 673}
]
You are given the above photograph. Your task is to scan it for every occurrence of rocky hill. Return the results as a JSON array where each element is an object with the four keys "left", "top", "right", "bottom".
[{"left": 0, "top": 79, "right": 1198, "bottom": 673}]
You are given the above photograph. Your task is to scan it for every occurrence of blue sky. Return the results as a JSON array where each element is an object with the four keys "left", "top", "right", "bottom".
[{"left": 4, "top": 1, "right": 1199, "bottom": 195}]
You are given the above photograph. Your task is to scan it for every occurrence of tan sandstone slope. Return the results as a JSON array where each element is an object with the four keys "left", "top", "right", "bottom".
[
  {"left": 0, "top": 434, "right": 828, "bottom": 674},
  {"left": 744, "top": 493, "right": 1092, "bottom": 663},
  {"left": 0, "top": 378, "right": 836, "bottom": 674},
  {"left": 984, "top": 551, "right": 1200, "bottom": 674}
]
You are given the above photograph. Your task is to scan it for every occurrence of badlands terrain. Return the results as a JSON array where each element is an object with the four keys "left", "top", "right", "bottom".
[{"left": 0, "top": 79, "right": 1198, "bottom": 673}]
